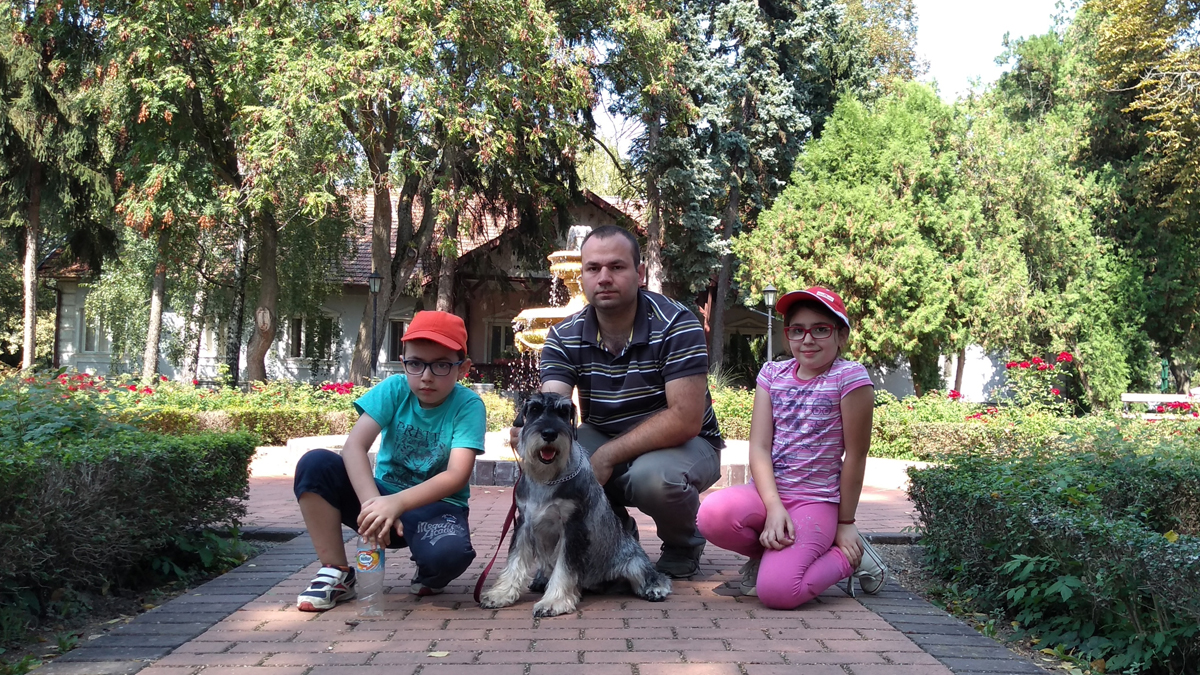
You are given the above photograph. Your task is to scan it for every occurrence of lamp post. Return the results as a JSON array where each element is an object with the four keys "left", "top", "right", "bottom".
[
  {"left": 367, "top": 271, "right": 382, "bottom": 379},
  {"left": 763, "top": 284, "right": 777, "bottom": 364}
]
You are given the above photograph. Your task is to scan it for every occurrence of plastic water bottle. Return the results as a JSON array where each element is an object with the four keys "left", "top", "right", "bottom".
[{"left": 355, "top": 536, "right": 384, "bottom": 617}]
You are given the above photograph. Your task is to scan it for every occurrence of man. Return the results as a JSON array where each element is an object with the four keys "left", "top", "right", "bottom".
[{"left": 519, "top": 225, "right": 724, "bottom": 578}]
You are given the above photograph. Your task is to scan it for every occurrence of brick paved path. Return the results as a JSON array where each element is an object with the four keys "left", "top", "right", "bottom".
[{"left": 43, "top": 459, "right": 1046, "bottom": 675}]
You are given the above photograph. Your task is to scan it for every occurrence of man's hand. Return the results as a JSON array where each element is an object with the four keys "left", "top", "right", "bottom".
[
  {"left": 835, "top": 523, "right": 863, "bottom": 568},
  {"left": 590, "top": 446, "right": 615, "bottom": 486},
  {"left": 358, "top": 494, "right": 404, "bottom": 547}
]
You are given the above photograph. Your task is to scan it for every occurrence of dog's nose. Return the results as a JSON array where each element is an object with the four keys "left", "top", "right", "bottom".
[{"left": 540, "top": 429, "right": 558, "bottom": 443}]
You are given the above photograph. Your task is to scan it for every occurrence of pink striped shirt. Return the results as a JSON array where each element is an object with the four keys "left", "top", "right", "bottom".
[{"left": 756, "top": 358, "right": 873, "bottom": 502}]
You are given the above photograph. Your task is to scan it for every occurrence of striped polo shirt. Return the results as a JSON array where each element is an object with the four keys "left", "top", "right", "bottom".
[{"left": 540, "top": 290, "right": 724, "bottom": 448}]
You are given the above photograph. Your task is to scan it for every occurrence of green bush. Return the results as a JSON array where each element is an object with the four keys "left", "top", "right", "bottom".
[
  {"left": 711, "top": 386, "right": 754, "bottom": 440},
  {"left": 908, "top": 433, "right": 1200, "bottom": 674},
  {"left": 127, "top": 406, "right": 356, "bottom": 444},
  {"left": 480, "top": 391, "right": 515, "bottom": 432},
  {"left": 0, "top": 375, "right": 257, "bottom": 609}
]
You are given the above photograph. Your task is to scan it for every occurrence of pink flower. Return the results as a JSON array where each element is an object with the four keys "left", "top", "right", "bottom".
[
  {"left": 128, "top": 385, "right": 138, "bottom": 392},
  {"left": 1051, "top": 388, "right": 1061, "bottom": 396},
  {"left": 1156, "top": 405, "right": 1165, "bottom": 413},
  {"left": 142, "top": 386, "right": 154, "bottom": 395},
  {"left": 160, "top": 375, "right": 168, "bottom": 382},
  {"left": 1005, "top": 361, "right": 1018, "bottom": 369}
]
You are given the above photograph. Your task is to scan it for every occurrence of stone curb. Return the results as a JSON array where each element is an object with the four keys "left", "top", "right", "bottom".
[
  {"left": 35, "top": 532, "right": 319, "bottom": 675},
  {"left": 855, "top": 584, "right": 1046, "bottom": 673}
]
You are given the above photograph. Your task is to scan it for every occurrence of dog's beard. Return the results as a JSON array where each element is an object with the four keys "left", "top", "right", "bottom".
[{"left": 519, "top": 434, "right": 574, "bottom": 483}]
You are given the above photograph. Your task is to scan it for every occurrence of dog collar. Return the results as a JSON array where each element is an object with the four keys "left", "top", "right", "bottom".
[{"left": 543, "top": 457, "right": 585, "bottom": 485}]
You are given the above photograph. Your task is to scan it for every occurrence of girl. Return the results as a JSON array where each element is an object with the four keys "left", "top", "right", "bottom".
[{"left": 696, "top": 287, "right": 887, "bottom": 609}]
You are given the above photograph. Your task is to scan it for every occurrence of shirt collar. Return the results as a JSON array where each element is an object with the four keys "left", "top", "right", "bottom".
[{"left": 581, "top": 289, "right": 651, "bottom": 349}]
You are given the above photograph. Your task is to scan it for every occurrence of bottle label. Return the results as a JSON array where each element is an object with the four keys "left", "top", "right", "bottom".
[{"left": 356, "top": 549, "right": 382, "bottom": 572}]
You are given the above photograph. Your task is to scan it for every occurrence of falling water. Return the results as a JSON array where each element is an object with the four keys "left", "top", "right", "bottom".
[{"left": 549, "top": 277, "right": 568, "bottom": 307}]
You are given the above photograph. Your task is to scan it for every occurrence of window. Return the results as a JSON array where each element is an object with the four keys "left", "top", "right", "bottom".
[
  {"left": 387, "top": 320, "right": 407, "bottom": 362},
  {"left": 488, "top": 323, "right": 515, "bottom": 362},
  {"left": 78, "top": 309, "right": 107, "bottom": 353},
  {"left": 288, "top": 316, "right": 336, "bottom": 361},
  {"left": 288, "top": 318, "right": 303, "bottom": 358}
]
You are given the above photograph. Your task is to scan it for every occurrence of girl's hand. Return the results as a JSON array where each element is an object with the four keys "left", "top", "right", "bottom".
[
  {"left": 358, "top": 494, "right": 404, "bottom": 546},
  {"left": 759, "top": 504, "right": 796, "bottom": 550},
  {"left": 835, "top": 523, "right": 862, "bottom": 568}
]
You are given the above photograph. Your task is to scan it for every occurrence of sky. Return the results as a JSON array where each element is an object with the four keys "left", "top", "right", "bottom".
[{"left": 914, "top": 0, "right": 1066, "bottom": 101}]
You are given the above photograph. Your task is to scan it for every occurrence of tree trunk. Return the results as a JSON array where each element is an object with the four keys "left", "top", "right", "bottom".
[
  {"left": 644, "top": 102, "right": 663, "bottom": 293},
  {"left": 225, "top": 221, "right": 248, "bottom": 385},
  {"left": 709, "top": 169, "right": 742, "bottom": 372},
  {"left": 244, "top": 211, "right": 280, "bottom": 383},
  {"left": 184, "top": 276, "right": 207, "bottom": 382},
  {"left": 348, "top": 173, "right": 396, "bottom": 384},
  {"left": 21, "top": 160, "right": 41, "bottom": 371},
  {"left": 954, "top": 346, "right": 966, "bottom": 392},
  {"left": 436, "top": 208, "right": 459, "bottom": 312},
  {"left": 908, "top": 344, "right": 941, "bottom": 397},
  {"left": 141, "top": 229, "right": 170, "bottom": 383},
  {"left": 1170, "top": 356, "right": 1191, "bottom": 394}
]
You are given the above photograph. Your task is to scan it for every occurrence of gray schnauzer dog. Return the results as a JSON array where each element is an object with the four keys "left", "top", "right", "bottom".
[{"left": 479, "top": 392, "right": 671, "bottom": 617}]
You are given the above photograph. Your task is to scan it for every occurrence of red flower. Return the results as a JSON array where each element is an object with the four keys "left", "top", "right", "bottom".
[
  {"left": 1036, "top": 363, "right": 1049, "bottom": 371},
  {"left": 192, "top": 379, "right": 199, "bottom": 386},
  {"left": 1005, "top": 361, "right": 1018, "bottom": 369},
  {"left": 986, "top": 407, "right": 999, "bottom": 414},
  {"left": 1056, "top": 351, "right": 1073, "bottom": 363},
  {"left": 142, "top": 386, "right": 154, "bottom": 395},
  {"left": 1156, "top": 405, "right": 1165, "bottom": 413},
  {"left": 1051, "top": 388, "right": 1061, "bottom": 396},
  {"left": 1031, "top": 357, "right": 1044, "bottom": 365},
  {"left": 128, "top": 385, "right": 138, "bottom": 392},
  {"left": 1019, "top": 361, "right": 1031, "bottom": 369},
  {"left": 948, "top": 390, "right": 963, "bottom": 400},
  {"left": 160, "top": 375, "right": 168, "bottom": 382}
]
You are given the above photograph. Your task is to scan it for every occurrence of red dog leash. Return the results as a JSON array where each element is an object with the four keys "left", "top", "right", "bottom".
[{"left": 473, "top": 474, "right": 521, "bottom": 604}]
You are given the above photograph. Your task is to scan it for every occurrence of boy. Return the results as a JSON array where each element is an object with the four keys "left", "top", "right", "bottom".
[{"left": 292, "top": 310, "right": 485, "bottom": 611}]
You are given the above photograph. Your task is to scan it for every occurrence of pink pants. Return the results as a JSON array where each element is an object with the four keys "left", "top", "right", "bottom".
[{"left": 697, "top": 484, "right": 853, "bottom": 609}]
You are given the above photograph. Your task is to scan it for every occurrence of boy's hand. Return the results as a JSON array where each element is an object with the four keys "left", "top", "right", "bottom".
[{"left": 358, "top": 494, "right": 404, "bottom": 546}]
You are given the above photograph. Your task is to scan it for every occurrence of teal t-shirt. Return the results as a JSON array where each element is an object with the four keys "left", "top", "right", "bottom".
[{"left": 353, "top": 375, "right": 486, "bottom": 507}]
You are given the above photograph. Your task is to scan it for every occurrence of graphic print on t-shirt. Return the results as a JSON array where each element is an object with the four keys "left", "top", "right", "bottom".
[{"left": 380, "top": 422, "right": 448, "bottom": 490}]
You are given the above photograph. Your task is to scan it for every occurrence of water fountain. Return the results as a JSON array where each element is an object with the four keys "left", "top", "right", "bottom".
[{"left": 512, "top": 225, "right": 591, "bottom": 354}]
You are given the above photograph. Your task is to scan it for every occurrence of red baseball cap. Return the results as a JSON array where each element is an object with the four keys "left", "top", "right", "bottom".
[
  {"left": 401, "top": 311, "right": 468, "bottom": 353},
  {"left": 775, "top": 287, "right": 851, "bottom": 329}
]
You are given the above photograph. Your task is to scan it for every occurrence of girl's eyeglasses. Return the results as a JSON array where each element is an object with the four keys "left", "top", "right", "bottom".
[
  {"left": 784, "top": 324, "right": 836, "bottom": 341},
  {"left": 402, "top": 359, "right": 464, "bottom": 376}
]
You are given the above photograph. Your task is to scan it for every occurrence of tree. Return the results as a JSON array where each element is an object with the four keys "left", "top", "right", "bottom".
[
  {"left": 1088, "top": 0, "right": 1200, "bottom": 392},
  {"left": 733, "top": 83, "right": 987, "bottom": 395},
  {"left": 1, "top": 0, "right": 113, "bottom": 371}
]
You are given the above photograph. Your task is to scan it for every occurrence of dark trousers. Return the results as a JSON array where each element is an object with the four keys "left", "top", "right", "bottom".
[{"left": 293, "top": 448, "right": 476, "bottom": 589}]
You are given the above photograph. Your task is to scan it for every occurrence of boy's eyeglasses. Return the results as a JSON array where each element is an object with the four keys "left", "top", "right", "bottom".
[
  {"left": 402, "top": 359, "right": 464, "bottom": 376},
  {"left": 784, "top": 324, "right": 836, "bottom": 341}
]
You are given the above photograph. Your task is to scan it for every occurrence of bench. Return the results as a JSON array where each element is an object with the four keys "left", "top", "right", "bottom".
[{"left": 1120, "top": 393, "right": 1196, "bottom": 419}]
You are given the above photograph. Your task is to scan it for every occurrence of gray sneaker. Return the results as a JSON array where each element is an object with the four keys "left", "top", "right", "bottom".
[
  {"left": 846, "top": 534, "right": 887, "bottom": 597},
  {"left": 655, "top": 545, "right": 703, "bottom": 579},
  {"left": 738, "top": 557, "right": 761, "bottom": 596}
]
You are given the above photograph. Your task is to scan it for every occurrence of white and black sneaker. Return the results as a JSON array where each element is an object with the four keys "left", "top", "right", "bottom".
[
  {"left": 297, "top": 565, "right": 356, "bottom": 612},
  {"left": 845, "top": 535, "right": 887, "bottom": 598}
]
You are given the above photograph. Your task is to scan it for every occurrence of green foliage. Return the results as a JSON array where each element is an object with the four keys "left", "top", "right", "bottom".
[
  {"left": 0, "top": 375, "right": 256, "bottom": 608},
  {"left": 909, "top": 433, "right": 1200, "bottom": 673},
  {"left": 150, "top": 528, "right": 254, "bottom": 583},
  {"left": 710, "top": 386, "right": 754, "bottom": 441},
  {"left": 734, "top": 83, "right": 990, "bottom": 395},
  {"left": 479, "top": 391, "right": 515, "bottom": 433}
]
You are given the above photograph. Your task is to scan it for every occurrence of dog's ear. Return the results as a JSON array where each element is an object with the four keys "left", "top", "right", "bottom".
[{"left": 514, "top": 398, "right": 528, "bottom": 428}]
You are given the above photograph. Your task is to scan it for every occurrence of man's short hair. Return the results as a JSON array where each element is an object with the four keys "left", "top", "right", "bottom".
[{"left": 580, "top": 225, "right": 641, "bottom": 268}]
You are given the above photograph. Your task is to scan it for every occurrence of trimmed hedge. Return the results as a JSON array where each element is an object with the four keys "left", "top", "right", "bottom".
[
  {"left": 128, "top": 407, "right": 356, "bottom": 444},
  {"left": 0, "top": 430, "right": 257, "bottom": 602},
  {"left": 908, "top": 435, "right": 1200, "bottom": 674},
  {"left": 711, "top": 387, "right": 754, "bottom": 440}
]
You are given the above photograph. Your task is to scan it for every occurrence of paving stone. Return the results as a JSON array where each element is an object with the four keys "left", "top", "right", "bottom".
[
  {"left": 940, "top": 656, "right": 1046, "bottom": 673},
  {"left": 54, "top": 646, "right": 175, "bottom": 662},
  {"left": 29, "top": 662, "right": 147, "bottom": 675}
]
